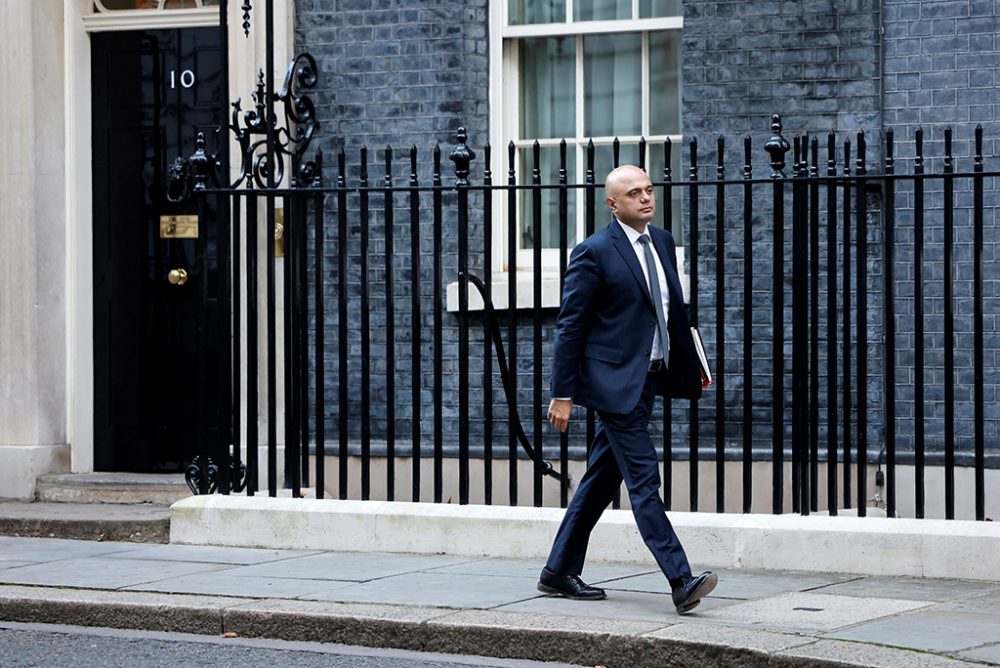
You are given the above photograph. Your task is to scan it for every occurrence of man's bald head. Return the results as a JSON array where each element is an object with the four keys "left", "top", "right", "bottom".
[
  {"left": 605, "top": 165, "right": 655, "bottom": 232},
  {"left": 605, "top": 165, "right": 649, "bottom": 197}
]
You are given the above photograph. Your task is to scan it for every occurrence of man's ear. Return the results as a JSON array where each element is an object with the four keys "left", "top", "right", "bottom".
[{"left": 605, "top": 196, "right": 616, "bottom": 211}]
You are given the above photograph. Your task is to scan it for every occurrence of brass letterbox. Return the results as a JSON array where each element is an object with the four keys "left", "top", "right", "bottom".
[{"left": 159, "top": 214, "right": 199, "bottom": 239}]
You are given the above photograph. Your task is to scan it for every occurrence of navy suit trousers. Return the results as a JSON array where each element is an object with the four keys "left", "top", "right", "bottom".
[{"left": 545, "top": 372, "right": 692, "bottom": 583}]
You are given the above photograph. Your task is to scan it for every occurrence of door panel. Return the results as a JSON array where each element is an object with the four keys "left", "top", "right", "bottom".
[{"left": 92, "top": 28, "right": 224, "bottom": 472}]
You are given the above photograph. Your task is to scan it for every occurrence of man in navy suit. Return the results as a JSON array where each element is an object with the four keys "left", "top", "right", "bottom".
[{"left": 538, "top": 164, "right": 717, "bottom": 615}]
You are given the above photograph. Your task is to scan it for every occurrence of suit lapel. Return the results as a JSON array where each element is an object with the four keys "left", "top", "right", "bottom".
[
  {"left": 650, "top": 227, "right": 686, "bottom": 321},
  {"left": 609, "top": 220, "right": 655, "bottom": 308}
]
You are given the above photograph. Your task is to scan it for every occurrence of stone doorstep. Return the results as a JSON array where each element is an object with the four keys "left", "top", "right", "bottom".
[
  {"left": 34, "top": 473, "right": 190, "bottom": 505},
  {"left": 0, "top": 587, "right": 976, "bottom": 668}
]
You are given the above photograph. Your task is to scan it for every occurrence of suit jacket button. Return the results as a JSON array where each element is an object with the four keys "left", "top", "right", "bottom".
[
  {"left": 648, "top": 321, "right": 655, "bottom": 326},
  {"left": 644, "top": 350, "right": 651, "bottom": 356}
]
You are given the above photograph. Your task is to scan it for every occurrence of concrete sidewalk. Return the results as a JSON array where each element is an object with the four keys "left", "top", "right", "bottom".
[{"left": 0, "top": 535, "right": 998, "bottom": 667}]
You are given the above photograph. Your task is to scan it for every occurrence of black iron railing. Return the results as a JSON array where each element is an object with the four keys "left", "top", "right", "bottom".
[{"left": 181, "top": 49, "right": 999, "bottom": 520}]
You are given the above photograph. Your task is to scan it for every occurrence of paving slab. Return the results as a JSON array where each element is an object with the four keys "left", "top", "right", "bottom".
[
  {"left": 936, "top": 590, "right": 1000, "bottom": 615},
  {"left": 813, "top": 575, "right": 1000, "bottom": 602},
  {"left": 226, "top": 551, "right": 476, "bottom": 582},
  {"left": 0, "top": 557, "right": 227, "bottom": 589},
  {"left": 778, "top": 638, "right": 976, "bottom": 667},
  {"left": 301, "top": 571, "right": 541, "bottom": 609},
  {"left": 0, "top": 561, "right": 32, "bottom": 571},
  {"left": 495, "top": 586, "right": 736, "bottom": 622},
  {"left": 0, "top": 536, "right": 137, "bottom": 562},
  {"left": 643, "top": 622, "right": 815, "bottom": 653},
  {"left": 828, "top": 610, "right": 1000, "bottom": 653},
  {"left": 594, "top": 570, "right": 672, "bottom": 594},
  {"left": 699, "top": 591, "right": 933, "bottom": 632},
  {"left": 957, "top": 643, "right": 1000, "bottom": 665},
  {"left": 429, "top": 557, "right": 655, "bottom": 583},
  {"left": 603, "top": 567, "right": 854, "bottom": 599},
  {"left": 103, "top": 542, "right": 321, "bottom": 565},
  {"left": 122, "top": 571, "right": 352, "bottom": 600}
]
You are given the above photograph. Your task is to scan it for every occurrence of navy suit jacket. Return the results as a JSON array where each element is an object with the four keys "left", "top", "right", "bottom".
[{"left": 550, "top": 220, "right": 703, "bottom": 414}]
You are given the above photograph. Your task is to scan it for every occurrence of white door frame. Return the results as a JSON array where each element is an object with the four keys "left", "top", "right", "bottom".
[{"left": 64, "top": 0, "right": 292, "bottom": 473}]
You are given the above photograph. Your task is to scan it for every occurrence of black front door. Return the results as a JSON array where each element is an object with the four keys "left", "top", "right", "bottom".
[{"left": 92, "top": 28, "right": 225, "bottom": 472}]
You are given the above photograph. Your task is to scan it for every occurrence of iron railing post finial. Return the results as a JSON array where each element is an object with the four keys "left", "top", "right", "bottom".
[
  {"left": 450, "top": 127, "right": 476, "bottom": 184},
  {"left": 765, "top": 113, "right": 790, "bottom": 178},
  {"left": 253, "top": 69, "right": 266, "bottom": 122},
  {"left": 190, "top": 132, "right": 210, "bottom": 191},
  {"left": 165, "top": 132, "right": 214, "bottom": 202},
  {"left": 241, "top": 1, "right": 252, "bottom": 37}
]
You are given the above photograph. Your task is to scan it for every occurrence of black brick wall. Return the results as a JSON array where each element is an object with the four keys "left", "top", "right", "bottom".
[
  {"left": 295, "top": 0, "right": 488, "bottom": 157},
  {"left": 682, "top": 0, "right": 882, "bottom": 140},
  {"left": 290, "top": 0, "right": 1000, "bottom": 489},
  {"left": 680, "top": 0, "right": 999, "bottom": 471}
]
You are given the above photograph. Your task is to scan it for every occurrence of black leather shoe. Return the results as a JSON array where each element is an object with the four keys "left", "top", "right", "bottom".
[
  {"left": 537, "top": 567, "right": 607, "bottom": 601},
  {"left": 671, "top": 571, "right": 718, "bottom": 614}
]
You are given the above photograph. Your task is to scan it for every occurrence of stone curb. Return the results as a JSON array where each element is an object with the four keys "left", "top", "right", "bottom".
[
  {"left": 0, "top": 518, "right": 169, "bottom": 543},
  {"left": 0, "top": 586, "right": 972, "bottom": 668}
]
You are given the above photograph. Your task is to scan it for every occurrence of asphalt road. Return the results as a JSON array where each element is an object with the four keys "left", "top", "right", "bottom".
[{"left": 0, "top": 622, "right": 586, "bottom": 668}]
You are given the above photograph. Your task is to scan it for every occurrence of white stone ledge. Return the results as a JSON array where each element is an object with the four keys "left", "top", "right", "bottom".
[{"left": 170, "top": 496, "right": 1000, "bottom": 582}]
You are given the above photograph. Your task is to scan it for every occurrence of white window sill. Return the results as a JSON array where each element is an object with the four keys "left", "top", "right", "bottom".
[
  {"left": 446, "top": 272, "right": 563, "bottom": 312},
  {"left": 445, "top": 248, "right": 690, "bottom": 314}
]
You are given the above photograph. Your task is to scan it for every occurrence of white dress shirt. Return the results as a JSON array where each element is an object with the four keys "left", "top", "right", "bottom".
[{"left": 617, "top": 219, "right": 670, "bottom": 361}]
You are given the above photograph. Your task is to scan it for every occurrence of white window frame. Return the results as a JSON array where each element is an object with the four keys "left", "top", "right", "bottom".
[
  {"left": 68, "top": 0, "right": 296, "bottom": 467},
  {"left": 86, "top": 0, "right": 219, "bottom": 30},
  {"left": 488, "top": 0, "right": 684, "bottom": 276}
]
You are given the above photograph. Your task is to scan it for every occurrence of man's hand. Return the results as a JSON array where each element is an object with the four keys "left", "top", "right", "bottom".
[{"left": 547, "top": 398, "right": 573, "bottom": 432}]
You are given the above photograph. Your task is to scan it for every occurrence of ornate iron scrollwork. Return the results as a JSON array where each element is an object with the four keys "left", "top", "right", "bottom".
[
  {"left": 169, "top": 53, "right": 320, "bottom": 194},
  {"left": 173, "top": 52, "right": 320, "bottom": 497},
  {"left": 185, "top": 455, "right": 248, "bottom": 495},
  {"left": 277, "top": 53, "right": 320, "bottom": 186},
  {"left": 229, "top": 53, "right": 321, "bottom": 189}
]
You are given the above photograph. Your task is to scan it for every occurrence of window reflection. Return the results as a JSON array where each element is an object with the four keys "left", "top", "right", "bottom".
[
  {"left": 519, "top": 37, "right": 576, "bottom": 140},
  {"left": 574, "top": 0, "right": 629, "bottom": 21},
  {"left": 584, "top": 33, "right": 642, "bottom": 138},
  {"left": 639, "top": 0, "right": 680, "bottom": 18},
  {"left": 649, "top": 31, "right": 681, "bottom": 137},
  {"left": 518, "top": 146, "right": 578, "bottom": 250},
  {"left": 508, "top": 0, "right": 565, "bottom": 25}
]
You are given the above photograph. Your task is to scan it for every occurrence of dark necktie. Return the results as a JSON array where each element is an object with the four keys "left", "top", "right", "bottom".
[{"left": 638, "top": 234, "right": 670, "bottom": 360}]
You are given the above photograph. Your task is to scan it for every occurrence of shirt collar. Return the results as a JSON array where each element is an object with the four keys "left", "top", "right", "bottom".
[{"left": 616, "top": 218, "right": 649, "bottom": 245}]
